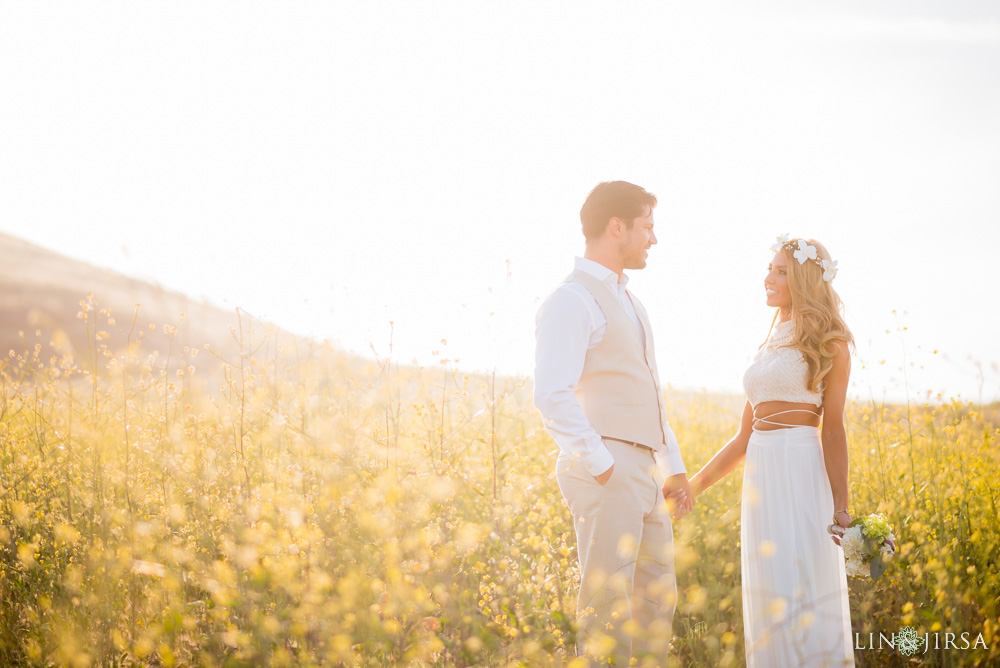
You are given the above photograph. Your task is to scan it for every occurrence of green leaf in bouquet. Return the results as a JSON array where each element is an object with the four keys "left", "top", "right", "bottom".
[
  {"left": 861, "top": 537, "right": 876, "bottom": 560},
  {"left": 870, "top": 553, "right": 887, "bottom": 580},
  {"left": 848, "top": 518, "right": 864, "bottom": 529}
]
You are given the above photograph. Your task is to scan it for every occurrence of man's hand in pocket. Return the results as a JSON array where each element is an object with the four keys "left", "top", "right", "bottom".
[{"left": 594, "top": 464, "right": 614, "bottom": 486}]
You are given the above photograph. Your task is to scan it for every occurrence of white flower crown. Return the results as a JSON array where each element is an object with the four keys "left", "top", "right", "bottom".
[{"left": 770, "top": 234, "right": 838, "bottom": 282}]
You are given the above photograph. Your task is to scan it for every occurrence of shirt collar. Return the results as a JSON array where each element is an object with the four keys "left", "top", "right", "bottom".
[{"left": 574, "top": 257, "right": 628, "bottom": 293}]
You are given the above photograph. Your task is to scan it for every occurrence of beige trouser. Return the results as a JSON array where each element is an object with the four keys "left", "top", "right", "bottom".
[{"left": 556, "top": 439, "right": 676, "bottom": 665}]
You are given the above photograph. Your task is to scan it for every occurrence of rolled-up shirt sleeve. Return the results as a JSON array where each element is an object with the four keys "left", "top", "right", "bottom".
[
  {"left": 533, "top": 288, "right": 614, "bottom": 477},
  {"left": 653, "top": 420, "right": 687, "bottom": 478}
]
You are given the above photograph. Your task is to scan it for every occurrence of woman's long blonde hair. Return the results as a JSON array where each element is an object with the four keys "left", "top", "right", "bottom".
[{"left": 773, "top": 238, "right": 854, "bottom": 393}]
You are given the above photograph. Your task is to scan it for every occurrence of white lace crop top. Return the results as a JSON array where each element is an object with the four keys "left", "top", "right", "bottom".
[{"left": 742, "top": 320, "right": 824, "bottom": 408}]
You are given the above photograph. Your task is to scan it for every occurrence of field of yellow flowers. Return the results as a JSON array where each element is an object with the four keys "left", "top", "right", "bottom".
[{"left": 1, "top": 301, "right": 998, "bottom": 667}]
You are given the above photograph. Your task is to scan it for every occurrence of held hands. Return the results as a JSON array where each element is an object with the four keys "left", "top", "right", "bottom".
[
  {"left": 593, "top": 466, "right": 696, "bottom": 520},
  {"left": 662, "top": 473, "right": 695, "bottom": 520}
]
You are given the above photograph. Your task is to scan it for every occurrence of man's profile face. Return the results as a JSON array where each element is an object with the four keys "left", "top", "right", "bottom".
[{"left": 619, "top": 207, "right": 657, "bottom": 270}]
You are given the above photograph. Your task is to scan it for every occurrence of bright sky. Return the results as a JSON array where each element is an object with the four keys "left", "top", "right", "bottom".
[{"left": 2, "top": 1, "right": 999, "bottom": 403}]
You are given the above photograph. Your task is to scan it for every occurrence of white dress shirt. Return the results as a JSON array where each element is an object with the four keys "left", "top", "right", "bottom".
[{"left": 534, "top": 257, "right": 687, "bottom": 478}]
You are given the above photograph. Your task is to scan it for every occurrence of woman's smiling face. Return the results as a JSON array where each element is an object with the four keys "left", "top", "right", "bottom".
[{"left": 765, "top": 251, "right": 792, "bottom": 312}]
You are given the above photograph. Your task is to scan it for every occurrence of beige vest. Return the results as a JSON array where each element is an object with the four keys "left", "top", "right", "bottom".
[{"left": 567, "top": 270, "right": 668, "bottom": 449}]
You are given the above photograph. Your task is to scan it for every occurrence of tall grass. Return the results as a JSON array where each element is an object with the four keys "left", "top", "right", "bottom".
[{"left": 1, "top": 299, "right": 997, "bottom": 666}]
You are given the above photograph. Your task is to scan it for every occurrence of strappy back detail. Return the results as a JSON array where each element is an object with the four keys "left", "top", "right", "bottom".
[{"left": 752, "top": 408, "right": 821, "bottom": 431}]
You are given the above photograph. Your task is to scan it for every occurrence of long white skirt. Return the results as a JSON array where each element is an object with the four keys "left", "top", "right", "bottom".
[{"left": 741, "top": 426, "right": 854, "bottom": 667}]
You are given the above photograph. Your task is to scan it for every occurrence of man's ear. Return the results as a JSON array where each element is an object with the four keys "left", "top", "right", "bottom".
[{"left": 608, "top": 217, "right": 624, "bottom": 238}]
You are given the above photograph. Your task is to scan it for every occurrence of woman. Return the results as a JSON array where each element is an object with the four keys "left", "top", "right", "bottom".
[{"left": 681, "top": 236, "right": 855, "bottom": 666}]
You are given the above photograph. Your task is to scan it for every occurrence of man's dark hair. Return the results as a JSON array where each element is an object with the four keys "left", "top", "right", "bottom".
[{"left": 579, "top": 181, "right": 657, "bottom": 241}]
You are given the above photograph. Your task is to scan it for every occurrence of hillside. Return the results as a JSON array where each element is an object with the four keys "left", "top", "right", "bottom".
[{"left": 0, "top": 232, "right": 275, "bottom": 364}]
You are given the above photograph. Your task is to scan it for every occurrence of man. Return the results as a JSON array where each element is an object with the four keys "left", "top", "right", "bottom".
[{"left": 533, "top": 180, "right": 694, "bottom": 665}]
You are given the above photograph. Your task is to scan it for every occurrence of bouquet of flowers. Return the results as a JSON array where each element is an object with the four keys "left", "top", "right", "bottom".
[{"left": 838, "top": 513, "right": 896, "bottom": 580}]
